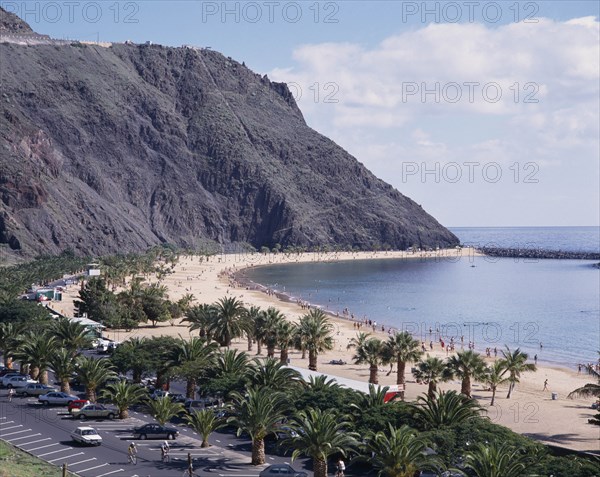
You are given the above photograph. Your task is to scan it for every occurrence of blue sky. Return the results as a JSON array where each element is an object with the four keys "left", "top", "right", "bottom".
[{"left": 3, "top": 1, "right": 599, "bottom": 227}]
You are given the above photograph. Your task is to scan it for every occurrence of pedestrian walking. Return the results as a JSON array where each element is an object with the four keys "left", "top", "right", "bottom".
[
  {"left": 543, "top": 379, "right": 548, "bottom": 391},
  {"left": 8, "top": 388, "right": 14, "bottom": 402}
]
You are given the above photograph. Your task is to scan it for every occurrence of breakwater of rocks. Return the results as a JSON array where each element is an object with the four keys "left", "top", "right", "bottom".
[{"left": 479, "top": 247, "right": 600, "bottom": 260}]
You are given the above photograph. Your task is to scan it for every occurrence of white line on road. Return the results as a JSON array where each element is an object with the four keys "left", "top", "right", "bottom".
[
  {"left": 18, "top": 437, "right": 51, "bottom": 446},
  {"left": 95, "top": 469, "right": 125, "bottom": 477},
  {"left": 47, "top": 452, "right": 85, "bottom": 463},
  {"left": 0, "top": 425, "right": 23, "bottom": 431},
  {"left": 38, "top": 447, "right": 74, "bottom": 457},
  {"left": 6, "top": 433, "right": 40, "bottom": 442},
  {"left": 2, "top": 428, "right": 31, "bottom": 437},
  {"left": 25, "top": 442, "right": 59, "bottom": 452},
  {"left": 77, "top": 463, "right": 109, "bottom": 473},
  {"left": 0, "top": 420, "right": 15, "bottom": 425},
  {"left": 0, "top": 417, "right": 6, "bottom": 419},
  {"left": 68, "top": 457, "right": 97, "bottom": 467}
]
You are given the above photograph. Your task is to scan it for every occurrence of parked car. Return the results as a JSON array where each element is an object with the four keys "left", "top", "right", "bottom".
[
  {"left": 169, "top": 393, "right": 186, "bottom": 403},
  {"left": 68, "top": 399, "right": 90, "bottom": 412},
  {"left": 4, "top": 375, "right": 37, "bottom": 389},
  {"left": 71, "top": 403, "right": 117, "bottom": 420},
  {"left": 1, "top": 372, "right": 27, "bottom": 386},
  {"left": 71, "top": 426, "right": 102, "bottom": 446},
  {"left": 259, "top": 464, "right": 308, "bottom": 477},
  {"left": 150, "top": 390, "right": 170, "bottom": 400},
  {"left": 16, "top": 383, "right": 56, "bottom": 396},
  {"left": 38, "top": 392, "right": 80, "bottom": 406},
  {"left": 132, "top": 423, "right": 179, "bottom": 440}
]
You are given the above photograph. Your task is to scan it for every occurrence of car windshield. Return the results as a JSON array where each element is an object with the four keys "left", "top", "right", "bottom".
[{"left": 82, "top": 430, "right": 97, "bottom": 435}]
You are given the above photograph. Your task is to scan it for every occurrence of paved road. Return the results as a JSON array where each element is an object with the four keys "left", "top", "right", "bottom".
[{"left": 0, "top": 388, "right": 315, "bottom": 477}]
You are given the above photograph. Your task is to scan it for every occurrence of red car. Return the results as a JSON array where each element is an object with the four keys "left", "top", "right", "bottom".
[{"left": 68, "top": 399, "right": 90, "bottom": 412}]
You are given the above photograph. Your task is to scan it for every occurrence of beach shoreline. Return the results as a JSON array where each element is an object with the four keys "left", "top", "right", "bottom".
[{"left": 55, "top": 249, "right": 600, "bottom": 454}]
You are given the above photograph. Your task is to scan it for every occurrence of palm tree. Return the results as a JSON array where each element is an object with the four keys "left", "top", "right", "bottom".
[
  {"left": 385, "top": 332, "right": 423, "bottom": 396},
  {"left": 248, "top": 357, "right": 302, "bottom": 390},
  {"left": 15, "top": 332, "right": 57, "bottom": 384},
  {"left": 146, "top": 396, "right": 185, "bottom": 426},
  {"left": 228, "top": 387, "right": 288, "bottom": 465},
  {"left": 262, "top": 307, "right": 285, "bottom": 358},
  {"left": 347, "top": 333, "right": 386, "bottom": 384},
  {"left": 170, "top": 337, "right": 217, "bottom": 398},
  {"left": 463, "top": 442, "right": 540, "bottom": 477},
  {"left": 241, "top": 305, "right": 262, "bottom": 352},
  {"left": 184, "top": 304, "right": 216, "bottom": 340},
  {"left": 414, "top": 390, "right": 484, "bottom": 429},
  {"left": 215, "top": 348, "right": 250, "bottom": 376},
  {"left": 302, "top": 375, "right": 341, "bottom": 392},
  {"left": 298, "top": 309, "right": 334, "bottom": 371},
  {"left": 185, "top": 409, "right": 225, "bottom": 447},
  {"left": 568, "top": 357, "right": 600, "bottom": 399},
  {"left": 52, "top": 318, "right": 92, "bottom": 356},
  {"left": 277, "top": 320, "right": 297, "bottom": 364},
  {"left": 447, "top": 350, "right": 486, "bottom": 398},
  {"left": 485, "top": 361, "right": 509, "bottom": 406},
  {"left": 412, "top": 355, "right": 453, "bottom": 399},
  {"left": 0, "top": 322, "right": 24, "bottom": 368},
  {"left": 110, "top": 337, "right": 149, "bottom": 384},
  {"left": 75, "top": 356, "right": 117, "bottom": 402},
  {"left": 211, "top": 297, "right": 245, "bottom": 346},
  {"left": 358, "top": 424, "right": 442, "bottom": 477},
  {"left": 100, "top": 381, "right": 148, "bottom": 419},
  {"left": 49, "top": 348, "right": 78, "bottom": 394},
  {"left": 499, "top": 346, "right": 537, "bottom": 399},
  {"left": 283, "top": 407, "right": 358, "bottom": 477}
]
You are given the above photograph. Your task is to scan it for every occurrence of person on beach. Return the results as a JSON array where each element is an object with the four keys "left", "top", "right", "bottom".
[
  {"left": 543, "top": 379, "right": 548, "bottom": 391},
  {"left": 534, "top": 354, "right": 538, "bottom": 365}
]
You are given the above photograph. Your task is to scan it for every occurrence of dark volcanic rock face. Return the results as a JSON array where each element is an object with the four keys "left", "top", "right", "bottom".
[
  {"left": 0, "top": 10, "right": 459, "bottom": 257},
  {"left": 0, "top": 7, "right": 33, "bottom": 33}
]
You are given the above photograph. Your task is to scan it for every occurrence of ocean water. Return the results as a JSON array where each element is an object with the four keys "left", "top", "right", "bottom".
[
  {"left": 450, "top": 226, "right": 600, "bottom": 253},
  {"left": 244, "top": 227, "right": 600, "bottom": 369}
]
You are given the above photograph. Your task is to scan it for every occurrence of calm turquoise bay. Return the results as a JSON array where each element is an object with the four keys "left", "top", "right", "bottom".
[{"left": 244, "top": 227, "right": 600, "bottom": 369}]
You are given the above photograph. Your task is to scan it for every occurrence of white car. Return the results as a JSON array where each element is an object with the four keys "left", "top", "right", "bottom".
[
  {"left": 71, "top": 426, "right": 102, "bottom": 446},
  {"left": 16, "top": 383, "right": 57, "bottom": 396},
  {"left": 1, "top": 373, "right": 27, "bottom": 386},
  {"left": 38, "top": 392, "right": 80, "bottom": 406},
  {"left": 4, "top": 376, "right": 38, "bottom": 389}
]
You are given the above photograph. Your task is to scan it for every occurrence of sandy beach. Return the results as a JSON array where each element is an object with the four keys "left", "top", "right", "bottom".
[{"left": 54, "top": 249, "right": 599, "bottom": 454}]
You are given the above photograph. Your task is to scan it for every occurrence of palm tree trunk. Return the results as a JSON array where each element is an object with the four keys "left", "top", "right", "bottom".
[
  {"left": 369, "top": 363, "right": 379, "bottom": 384},
  {"left": 87, "top": 386, "right": 97, "bottom": 403},
  {"left": 4, "top": 356, "right": 12, "bottom": 369},
  {"left": 251, "top": 438, "right": 265, "bottom": 465},
  {"left": 396, "top": 359, "right": 406, "bottom": 385},
  {"left": 39, "top": 370, "right": 48, "bottom": 385},
  {"left": 30, "top": 366, "right": 40, "bottom": 381},
  {"left": 491, "top": 386, "right": 497, "bottom": 406},
  {"left": 132, "top": 369, "right": 142, "bottom": 384},
  {"left": 280, "top": 348, "right": 288, "bottom": 364},
  {"left": 256, "top": 340, "right": 262, "bottom": 355},
  {"left": 301, "top": 346, "right": 306, "bottom": 359},
  {"left": 247, "top": 335, "right": 253, "bottom": 352},
  {"left": 119, "top": 409, "right": 129, "bottom": 419},
  {"left": 314, "top": 456, "right": 328, "bottom": 477},
  {"left": 308, "top": 350, "right": 317, "bottom": 371},
  {"left": 267, "top": 343, "right": 275, "bottom": 358},
  {"left": 428, "top": 382, "right": 437, "bottom": 399},
  {"left": 506, "top": 381, "right": 514, "bottom": 399},
  {"left": 60, "top": 378, "right": 71, "bottom": 394},
  {"left": 186, "top": 378, "right": 196, "bottom": 399},
  {"left": 201, "top": 438, "right": 209, "bottom": 448},
  {"left": 462, "top": 375, "right": 471, "bottom": 398}
]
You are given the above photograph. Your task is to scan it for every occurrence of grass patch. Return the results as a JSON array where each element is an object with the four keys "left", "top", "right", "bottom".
[{"left": 0, "top": 440, "right": 77, "bottom": 477}]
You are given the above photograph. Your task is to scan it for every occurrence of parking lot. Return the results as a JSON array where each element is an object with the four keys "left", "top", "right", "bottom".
[{"left": 1, "top": 390, "right": 314, "bottom": 477}]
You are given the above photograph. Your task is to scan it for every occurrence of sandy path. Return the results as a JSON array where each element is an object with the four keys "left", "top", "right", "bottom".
[{"left": 54, "top": 249, "right": 599, "bottom": 454}]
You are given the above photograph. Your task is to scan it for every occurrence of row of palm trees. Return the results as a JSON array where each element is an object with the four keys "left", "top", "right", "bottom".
[
  {"left": 346, "top": 330, "right": 537, "bottom": 404},
  {"left": 183, "top": 297, "right": 334, "bottom": 371}
]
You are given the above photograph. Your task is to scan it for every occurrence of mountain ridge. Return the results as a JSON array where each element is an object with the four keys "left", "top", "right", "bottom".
[{"left": 0, "top": 9, "right": 459, "bottom": 257}]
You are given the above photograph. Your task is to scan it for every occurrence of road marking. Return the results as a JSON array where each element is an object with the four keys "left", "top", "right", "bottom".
[
  {"left": 0, "top": 417, "right": 6, "bottom": 419},
  {"left": 18, "top": 437, "right": 51, "bottom": 446},
  {"left": 1, "top": 428, "right": 31, "bottom": 437},
  {"left": 95, "top": 469, "right": 125, "bottom": 477},
  {"left": 77, "top": 462, "right": 109, "bottom": 473},
  {"left": 6, "top": 433, "right": 41, "bottom": 442},
  {"left": 48, "top": 452, "right": 85, "bottom": 463},
  {"left": 38, "top": 447, "right": 74, "bottom": 457},
  {"left": 0, "top": 424, "right": 23, "bottom": 431},
  {"left": 68, "top": 457, "right": 97, "bottom": 467},
  {"left": 25, "top": 442, "right": 59, "bottom": 452},
  {"left": 0, "top": 420, "right": 15, "bottom": 425}
]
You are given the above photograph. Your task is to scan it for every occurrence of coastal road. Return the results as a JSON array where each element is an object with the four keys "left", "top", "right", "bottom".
[{"left": 0, "top": 389, "right": 316, "bottom": 477}]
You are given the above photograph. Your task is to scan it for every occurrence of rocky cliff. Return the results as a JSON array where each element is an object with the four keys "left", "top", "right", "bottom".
[{"left": 0, "top": 9, "right": 458, "bottom": 257}]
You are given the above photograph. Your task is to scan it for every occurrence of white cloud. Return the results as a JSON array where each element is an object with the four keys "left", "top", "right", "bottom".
[{"left": 270, "top": 17, "right": 600, "bottom": 226}]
